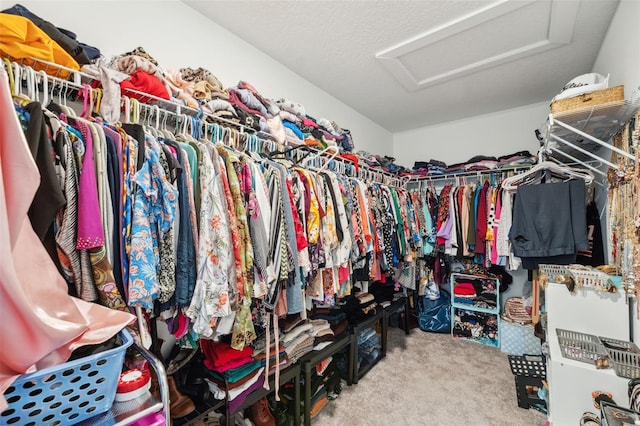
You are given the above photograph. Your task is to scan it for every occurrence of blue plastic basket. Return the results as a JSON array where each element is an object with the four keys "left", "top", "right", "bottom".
[{"left": 1, "top": 329, "right": 132, "bottom": 426}]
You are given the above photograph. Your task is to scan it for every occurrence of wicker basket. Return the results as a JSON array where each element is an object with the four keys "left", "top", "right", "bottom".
[{"left": 551, "top": 85, "right": 624, "bottom": 114}]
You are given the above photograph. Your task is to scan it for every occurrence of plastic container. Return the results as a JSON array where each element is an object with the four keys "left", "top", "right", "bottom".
[
  {"left": 599, "top": 337, "right": 640, "bottom": 379},
  {"left": 556, "top": 328, "right": 605, "bottom": 364},
  {"left": 1, "top": 329, "right": 132, "bottom": 426}
]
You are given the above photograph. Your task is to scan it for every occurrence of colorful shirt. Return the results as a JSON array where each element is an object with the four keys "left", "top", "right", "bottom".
[{"left": 128, "top": 137, "right": 178, "bottom": 308}]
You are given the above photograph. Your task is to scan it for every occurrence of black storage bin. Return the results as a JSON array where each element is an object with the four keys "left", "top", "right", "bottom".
[{"left": 508, "top": 354, "right": 547, "bottom": 412}]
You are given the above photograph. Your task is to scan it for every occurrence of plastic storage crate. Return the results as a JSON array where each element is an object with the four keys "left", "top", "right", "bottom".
[
  {"left": 508, "top": 354, "right": 546, "bottom": 379},
  {"left": 599, "top": 336, "right": 640, "bottom": 379},
  {"left": 556, "top": 328, "right": 605, "bottom": 364},
  {"left": 508, "top": 354, "right": 547, "bottom": 412},
  {"left": 600, "top": 401, "right": 640, "bottom": 426},
  {"left": 501, "top": 321, "right": 542, "bottom": 356},
  {"left": 1, "top": 329, "right": 132, "bottom": 426}
]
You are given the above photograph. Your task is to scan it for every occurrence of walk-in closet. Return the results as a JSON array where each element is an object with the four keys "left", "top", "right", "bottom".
[{"left": 0, "top": 1, "right": 638, "bottom": 425}]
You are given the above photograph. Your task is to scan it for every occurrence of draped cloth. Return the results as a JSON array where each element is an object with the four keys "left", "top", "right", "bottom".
[{"left": 0, "top": 67, "right": 134, "bottom": 411}]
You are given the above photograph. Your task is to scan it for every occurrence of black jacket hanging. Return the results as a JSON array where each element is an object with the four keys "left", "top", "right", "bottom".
[{"left": 576, "top": 200, "right": 605, "bottom": 266}]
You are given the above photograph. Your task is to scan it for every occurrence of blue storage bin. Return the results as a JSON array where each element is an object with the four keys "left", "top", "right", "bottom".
[
  {"left": 1, "top": 329, "right": 132, "bottom": 425},
  {"left": 500, "top": 321, "right": 541, "bottom": 356}
]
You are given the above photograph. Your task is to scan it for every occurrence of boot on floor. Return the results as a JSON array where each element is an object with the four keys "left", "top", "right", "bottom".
[
  {"left": 168, "top": 375, "right": 196, "bottom": 418},
  {"left": 248, "top": 397, "right": 276, "bottom": 426}
]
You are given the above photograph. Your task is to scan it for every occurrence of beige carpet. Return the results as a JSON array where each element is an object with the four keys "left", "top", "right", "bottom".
[{"left": 313, "top": 327, "right": 548, "bottom": 426}]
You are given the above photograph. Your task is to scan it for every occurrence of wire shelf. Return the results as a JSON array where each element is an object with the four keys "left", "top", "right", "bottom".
[{"left": 539, "top": 89, "right": 640, "bottom": 162}]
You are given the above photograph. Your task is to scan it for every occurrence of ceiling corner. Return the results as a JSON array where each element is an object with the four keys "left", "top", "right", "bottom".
[{"left": 375, "top": 0, "right": 581, "bottom": 92}]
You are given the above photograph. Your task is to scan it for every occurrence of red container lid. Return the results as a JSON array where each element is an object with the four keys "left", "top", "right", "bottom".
[{"left": 116, "top": 368, "right": 151, "bottom": 394}]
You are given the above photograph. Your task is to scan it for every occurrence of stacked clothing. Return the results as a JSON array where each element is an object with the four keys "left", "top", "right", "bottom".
[
  {"left": 340, "top": 293, "right": 378, "bottom": 324},
  {"left": 271, "top": 99, "right": 352, "bottom": 149},
  {"left": 452, "top": 282, "right": 476, "bottom": 305},
  {"left": 177, "top": 66, "right": 228, "bottom": 112},
  {"left": 111, "top": 47, "right": 172, "bottom": 101},
  {"left": 311, "top": 308, "right": 349, "bottom": 337},
  {"left": 497, "top": 151, "right": 536, "bottom": 169},
  {"left": 229, "top": 81, "right": 278, "bottom": 133},
  {"left": 308, "top": 357, "right": 343, "bottom": 419},
  {"left": 275, "top": 98, "right": 306, "bottom": 144},
  {"left": 356, "top": 327, "right": 381, "bottom": 370},
  {"left": 201, "top": 340, "right": 264, "bottom": 413},
  {"left": 357, "top": 151, "right": 407, "bottom": 174},
  {"left": 308, "top": 318, "right": 335, "bottom": 350},
  {"left": 453, "top": 309, "right": 498, "bottom": 343},
  {"left": 412, "top": 160, "right": 448, "bottom": 176},
  {"left": 252, "top": 343, "right": 289, "bottom": 375},
  {"left": 410, "top": 151, "right": 536, "bottom": 178},
  {"left": 281, "top": 322, "right": 315, "bottom": 363},
  {"left": 368, "top": 281, "right": 404, "bottom": 306},
  {"left": 446, "top": 155, "right": 499, "bottom": 173},
  {"left": 453, "top": 278, "right": 497, "bottom": 309},
  {"left": 1, "top": 4, "right": 99, "bottom": 66}
]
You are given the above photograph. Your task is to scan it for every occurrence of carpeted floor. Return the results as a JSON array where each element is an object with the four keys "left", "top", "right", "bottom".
[{"left": 313, "top": 326, "right": 548, "bottom": 426}]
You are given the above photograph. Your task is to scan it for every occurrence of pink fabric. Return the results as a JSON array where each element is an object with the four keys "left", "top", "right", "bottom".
[
  {"left": 74, "top": 121, "right": 105, "bottom": 249},
  {"left": 491, "top": 191, "right": 503, "bottom": 264},
  {"left": 302, "top": 117, "right": 318, "bottom": 128},
  {"left": 0, "top": 68, "right": 134, "bottom": 411}
]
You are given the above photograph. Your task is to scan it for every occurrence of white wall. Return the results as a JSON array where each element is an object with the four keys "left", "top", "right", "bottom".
[
  {"left": 393, "top": 101, "right": 548, "bottom": 167},
  {"left": 14, "top": 0, "right": 392, "bottom": 155},
  {"left": 590, "top": 0, "right": 640, "bottom": 344},
  {"left": 591, "top": 0, "right": 640, "bottom": 97}
]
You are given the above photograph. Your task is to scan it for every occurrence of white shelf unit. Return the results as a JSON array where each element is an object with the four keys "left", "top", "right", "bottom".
[{"left": 545, "top": 282, "right": 631, "bottom": 426}]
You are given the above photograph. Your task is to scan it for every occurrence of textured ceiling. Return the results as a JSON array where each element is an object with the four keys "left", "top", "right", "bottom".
[{"left": 184, "top": 0, "right": 619, "bottom": 132}]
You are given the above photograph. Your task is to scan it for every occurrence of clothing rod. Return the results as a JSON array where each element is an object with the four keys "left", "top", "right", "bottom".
[
  {"left": 6, "top": 58, "right": 412, "bottom": 188},
  {"left": 5, "top": 57, "right": 277, "bottom": 139}
]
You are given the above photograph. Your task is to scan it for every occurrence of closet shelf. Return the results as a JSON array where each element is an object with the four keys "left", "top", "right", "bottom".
[
  {"left": 539, "top": 89, "right": 640, "bottom": 163},
  {"left": 78, "top": 394, "right": 163, "bottom": 426},
  {"left": 451, "top": 303, "right": 498, "bottom": 315}
]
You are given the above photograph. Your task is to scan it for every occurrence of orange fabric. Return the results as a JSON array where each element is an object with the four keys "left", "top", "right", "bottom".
[
  {"left": 0, "top": 14, "right": 79, "bottom": 76},
  {"left": 304, "top": 138, "right": 322, "bottom": 147},
  {"left": 357, "top": 183, "right": 372, "bottom": 245},
  {"left": 310, "top": 396, "right": 329, "bottom": 417}
]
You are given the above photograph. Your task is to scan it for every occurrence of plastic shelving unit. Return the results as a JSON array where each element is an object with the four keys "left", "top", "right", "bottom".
[{"left": 450, "top": 273, "right": 501, "bottom": 348}]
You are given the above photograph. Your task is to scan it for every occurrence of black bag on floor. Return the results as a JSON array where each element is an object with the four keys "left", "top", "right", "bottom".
[{"left": 417, "top": 288, "right": 451, "bottom": 333}]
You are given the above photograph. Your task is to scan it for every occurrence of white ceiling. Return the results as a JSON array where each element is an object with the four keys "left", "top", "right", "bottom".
[{"left": 184, "top": 0, "right": 619, "bottom": 132}]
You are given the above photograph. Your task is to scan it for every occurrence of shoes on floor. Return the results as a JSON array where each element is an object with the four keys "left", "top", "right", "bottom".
[
  {"left": 580, "top": 411, "right": 601, "bottom": 426},
  {"left": 167, "top": 375, "right": 196, "bottom": 418},
  {"left": 248, "top": 397, "right": 276, "bottom": 426},
  {"left": 193, "top": 412, "right": 223, "bottom": 426}
]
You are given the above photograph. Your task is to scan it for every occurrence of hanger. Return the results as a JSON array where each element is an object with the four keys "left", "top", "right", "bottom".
[
  {"left": 93, "top": 87, "right": 102, "bottom": 115},
  {"left": 37, "top": 70, "right": 50, "bottom": 108},
  {"left": 10, "top": 65, "right": 31, "bottom": 107},
  {"left": 300, "top": 146, "right": 339, "bottom": 171},
  {"left": 502, "top": 160, "right": 594, "bottom": 191},
  {"left": 160, "top": 108, "right": 173, "bottom": 138},
  {"left": 176, "top": 113, "right": 193, "bottom": 141}
]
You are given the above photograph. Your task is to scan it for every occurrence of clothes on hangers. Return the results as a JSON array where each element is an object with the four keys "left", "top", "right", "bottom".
[
  {"left": 3, "top": 60, "right": 426, "bottom": 358},
  {"left": 510, "top": 180, "right": 588, "bottom": 269},
  {"left": 0, "top": 65, "right": 133, "bottom": 412}
]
